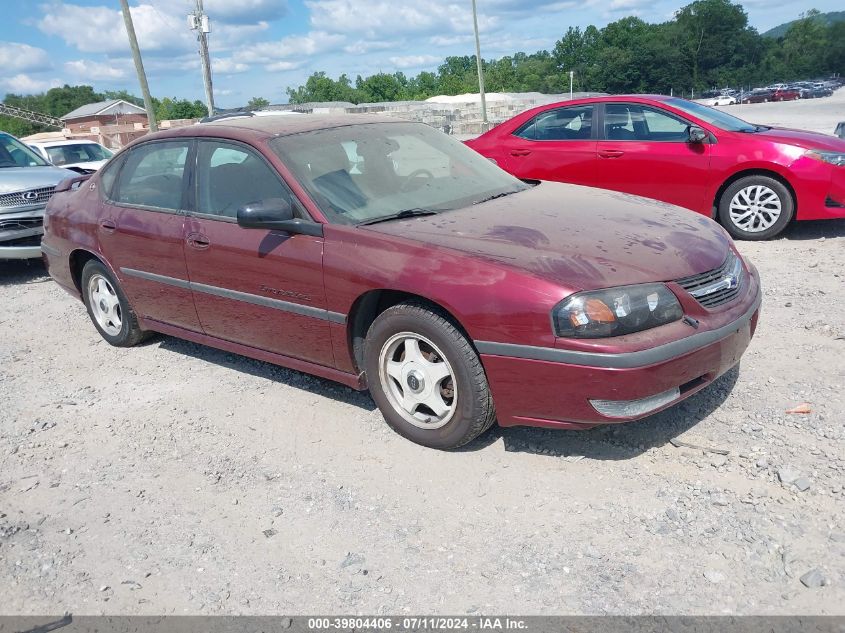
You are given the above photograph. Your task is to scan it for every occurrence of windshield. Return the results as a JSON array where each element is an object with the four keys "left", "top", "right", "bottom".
[
  {"left": 0, "top": 133, "right": 50, "bottom": 168},
  {"left": 271, "top": 121, "right": 528, "bottom": 225},
  {"left": 45, "top": 143, "right": 113, "bottom": 166},
  {"left": 664, "top": 98, "right": 757, "bottom": 132}
]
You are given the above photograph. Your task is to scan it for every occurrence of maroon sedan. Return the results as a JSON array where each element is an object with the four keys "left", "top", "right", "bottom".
[
  {"left": 466, "top": 95, "right": 845, "bottom": 240},
  {"left": 42, "top": 116, "right": 761, "bottom": 449}
]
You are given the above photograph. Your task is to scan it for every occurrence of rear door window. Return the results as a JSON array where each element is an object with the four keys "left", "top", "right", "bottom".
[
  {"left": 514, "top": 105, "right": 593, "bottom": 141},
  {"left": 115, "top": 141, "right": 190, "bottom": 211}
]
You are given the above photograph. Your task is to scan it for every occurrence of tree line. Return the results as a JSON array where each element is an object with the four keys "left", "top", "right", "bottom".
[{"left": 286, "top": 1, "right": 844, "bottom": 104}]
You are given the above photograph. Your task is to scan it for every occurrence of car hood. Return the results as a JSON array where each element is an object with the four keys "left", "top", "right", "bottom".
[
  {"left": 367, "top": 182, "right": 732, "bottom": 291},
  {"left": 746, "top": 127, "right": 845, "bottom": 151},
  {"left": 0, "top": 165, "right": 78, "bottom": 194}
]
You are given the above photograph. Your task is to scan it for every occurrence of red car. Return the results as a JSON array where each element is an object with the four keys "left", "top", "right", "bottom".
[
  {"left": 42, "top": 116, "right": 760, "bottom": 449},
  {"left": 771, "top": 88, "right": 800, "bottom": 102},
  {"left": 466, "top": 95, "right": 845, "bottom": 240}
]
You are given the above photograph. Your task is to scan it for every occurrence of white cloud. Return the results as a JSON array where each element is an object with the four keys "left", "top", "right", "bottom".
[
  {"left": 212, "top": 58, "right": 249, "bottom": 74},
  {"left": 0, "top": 73, "right": 62, "bottom": 94},
  {"left": 64, "top": 59, "right": 127, "bottom": 81},
  {"left": 305, "top": 0, "right": 497, "bottom": 38},
  {"left": 204, "top": 0, "right": 288, "bottom": 24},
  {"left": 0, "top": 42, "right": 52, "bottom": 74},
  {"left": 233, "top": 30, "right": 345, "bottom": 65},
  {"left": 265, "top": 60, "right": 306, "bottom": 72},
  {"left": 343, "top": 40, "right": 396, "bottom": 55},
  {"left": 37, "top": 2, "right": 194, "bottom": 54},
  {"left": 388, "top": 54, "right": 440, "bottom": 69}
]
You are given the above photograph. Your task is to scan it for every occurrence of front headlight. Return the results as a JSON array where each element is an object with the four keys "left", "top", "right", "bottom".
[
  {"left": 552, "top": 283, "right": 683, "bottom": 338},
  {"left": 806, "top": 150, "right": 845, "bottom": 167}
]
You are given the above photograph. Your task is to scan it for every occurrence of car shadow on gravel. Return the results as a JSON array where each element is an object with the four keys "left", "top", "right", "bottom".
[
  {"left": 155, "top": 336, "right": 378, "bottom": 411},
  {"left": 463, "top": 365, "right": 741, "bottom": 459},
  {"left": 0, "top": 259, "right": 51, "bottom": 286},
  {"left": 780, "top": 218, "right": 845, "bottom": 240}
]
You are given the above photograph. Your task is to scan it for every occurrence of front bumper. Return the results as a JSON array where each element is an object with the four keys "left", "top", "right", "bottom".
[
  {"left": 479, "top": 289, "right": 761, "bottom": 429},
  {"left": 0, "top": 208, "right": 45, "bottom": 260}
]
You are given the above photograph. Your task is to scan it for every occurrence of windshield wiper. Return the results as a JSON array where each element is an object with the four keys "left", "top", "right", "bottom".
[
  {"left": 358, "top": 208, "right": 439, "bottom": 226},
  {"left": 473, "top": 189, "right": 522, "bottom": 205}
]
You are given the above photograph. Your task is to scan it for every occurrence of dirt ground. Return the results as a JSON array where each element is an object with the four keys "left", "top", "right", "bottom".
[{"left": 2, "top": 91, "right": 845, "bottom": 615}]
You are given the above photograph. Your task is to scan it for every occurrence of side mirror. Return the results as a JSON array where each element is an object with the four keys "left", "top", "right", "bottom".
[
  {"left": 236, "top": 198, "right": 323, "bottom": 237},
  {"left": 688, "top": 126, "right": 708, "bottom": 144}
]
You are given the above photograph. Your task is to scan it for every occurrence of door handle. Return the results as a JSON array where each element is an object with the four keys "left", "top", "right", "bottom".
[
  {"left": 599, "top": 150, "right": 625, "bottom": 158},
  {"left": 186, "top": 233, "right": 211, "bottom": 250},
  {"left": 99, "top": 219, "right": 116, "bottom": 233},
  {"left": 510, "top": 150, "right": 532, "bottom": 157}
]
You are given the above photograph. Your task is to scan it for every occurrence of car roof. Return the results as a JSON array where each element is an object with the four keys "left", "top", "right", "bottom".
[
  {"left": 201, "top": 113, "right": 407, "bottom": 137},
  {"left": 29, "top": 139, "right": 104, "bottom": 147}
]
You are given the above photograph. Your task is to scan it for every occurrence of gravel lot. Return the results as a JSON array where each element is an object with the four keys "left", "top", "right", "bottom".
[
  {"left": 1, "top": 218, "right": 843, "bottom": 616},
  {"left": 3, "top": 87, "right": 845, "bottom": 614}
]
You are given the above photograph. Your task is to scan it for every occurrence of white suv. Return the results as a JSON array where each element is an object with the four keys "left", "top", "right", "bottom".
[{"left": 28, "top": 139, "right": 114, "bottom": 173}]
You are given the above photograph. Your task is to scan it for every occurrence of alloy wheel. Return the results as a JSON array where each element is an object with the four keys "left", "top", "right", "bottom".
[
  {"left": 378, "top": 332, "right": 457, "bottom": 429},
  {"left": 88, "top": 273, "right": 122, "bottom": 336},
  {"left": 728, "top": 184, "right": 782, "bottom": 233}
]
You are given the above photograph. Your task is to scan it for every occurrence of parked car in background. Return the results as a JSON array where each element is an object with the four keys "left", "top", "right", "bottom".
[
  {"left": 807, "top": 86, "right": 834, "bottom": 98},
  {"left": 0, "top": 132, "right": 76, "bottom": 259},
  {"left": 27, "top": 140, "right": 114, "bottom": 173},
  {"left": 771, "top": 88, "right": 800, "bottom": 102},
  {"left": 701, "top": 94, "right": 736, "bottom": 106},
  {"left": 465, "top": 95, "right": 845, "bottom": 240},
  {"left": 741, "top": 89, "right": 774, "bottom": 104},
  {"left": 41, "top": 115, "right": 761, "bottom": 449}
]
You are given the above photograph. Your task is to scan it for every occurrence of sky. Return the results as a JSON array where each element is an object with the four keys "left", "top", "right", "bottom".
[{"left": 0, "top": 0, "right": 839, "bottom": 108}]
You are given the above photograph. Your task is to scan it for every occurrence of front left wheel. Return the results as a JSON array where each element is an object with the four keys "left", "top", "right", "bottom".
[
  {"left": 81, "top": 259, "right": 148, "bottom": 347},
  {"left": 364, "top": 301, "right": 496, "bottom": 449}
]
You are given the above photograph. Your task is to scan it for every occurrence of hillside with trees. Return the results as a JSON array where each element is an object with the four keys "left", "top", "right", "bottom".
[{"left": 286, "top": 1, "right": 844, "bottom": 104}]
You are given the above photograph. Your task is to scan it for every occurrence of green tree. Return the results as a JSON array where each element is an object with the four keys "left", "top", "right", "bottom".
[{"left": 247, "top": 96, "right": 270, "bottom": 109}]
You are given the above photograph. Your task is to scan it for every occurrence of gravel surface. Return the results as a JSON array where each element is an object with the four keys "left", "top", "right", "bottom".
[{"left": 1, "top": 219, "right": 844, "bottom": 616}]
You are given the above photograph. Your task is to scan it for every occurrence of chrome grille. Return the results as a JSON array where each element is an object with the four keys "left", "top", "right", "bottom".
[
  {"left": 0, "top": 217, "right": 43, "bottom": 232},
  {"left": 0, "top": 185, "right": 56, "bottom": 209},
  {"left": 675, "top": 251, "right": 744, "bottom": 309}
]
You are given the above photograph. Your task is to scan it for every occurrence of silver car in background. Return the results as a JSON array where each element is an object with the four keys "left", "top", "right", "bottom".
[{"left": 1, "top": 132, "right": 76, "bottom": 260}]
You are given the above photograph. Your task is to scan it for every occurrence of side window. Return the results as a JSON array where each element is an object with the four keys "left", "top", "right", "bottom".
[
  {"left": 115, "top": 141, "right": 189, "bottom": 211},
  {"left": 641, "top": 107, "right": 690, "bottom": 141},
  {"left": 514, "top": 106, "right": 593, "bottom": 141},
  {"left": 605, "top": 104, "right": 690, "bottom": 142},
  {"left": 99, "top": 153, "right": 125, "bottom": 200},
  {"left": 196, "top": 141, "right": 293, "bottom": 219}
]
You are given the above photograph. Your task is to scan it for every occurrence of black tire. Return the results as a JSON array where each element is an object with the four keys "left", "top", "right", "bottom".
[
  {"left": 364, "top": 301, "right": 496, "bottom": 449},
  {"left": 717, "top": 175, "right": 794, "bottom": 240},
  {"left": 81, "top": 259, "right": 148, "bottom": 347}
]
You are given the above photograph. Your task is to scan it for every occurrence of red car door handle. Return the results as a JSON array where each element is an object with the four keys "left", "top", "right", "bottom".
[
  {"left": 510, "top": 150, "right": 532, "bottom": 157},
  {"left": 599, "top": 150, "right": 625, "bottom": 158},
  {"left": 99, "top": 219, "right": 116, "bottom": 233},
  {"left": 186, "top": 234, "right": 211, "bottom": 250}
]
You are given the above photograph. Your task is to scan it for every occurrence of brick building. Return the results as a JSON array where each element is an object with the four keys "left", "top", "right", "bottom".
[{"left": 61, "top": 99, "right": 149, "bottom": 149}]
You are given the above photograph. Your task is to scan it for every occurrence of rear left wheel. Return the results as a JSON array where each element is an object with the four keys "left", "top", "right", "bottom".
[{"left": 81, "top": 259, "right": 148, "bottom": 347}]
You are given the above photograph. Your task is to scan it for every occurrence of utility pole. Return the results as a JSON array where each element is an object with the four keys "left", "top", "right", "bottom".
[
  {"left": 119, "top": 0, "right": 157, "bottom": 132},
  {"left": 189, "top": 0, "right": 215, "bottom": 117},
  {"left": 471, "top": 0, "right": 487, "bottom": 129},
  {"left": 569, "top": 70, "right": 574, "bottom": 100}
]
